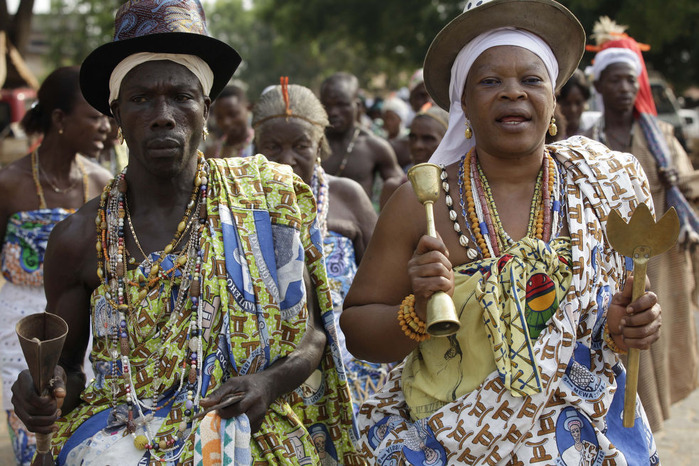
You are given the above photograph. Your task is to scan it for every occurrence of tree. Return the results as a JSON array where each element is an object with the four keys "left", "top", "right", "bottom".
[
  {"left": 563, "top": 0, "right": 699, "bottom": 91},
  {"left": 259, "top": 0, "right": 462, "bottom": 91},
  {"left": 44, "top": 0, "right": 119, "bottom": 70},
  {"left": 261, "top": 0, "right": 699, "bottom": 93},
  {"left": 1, "top": 0, "right": 36, "bottom": 87}
]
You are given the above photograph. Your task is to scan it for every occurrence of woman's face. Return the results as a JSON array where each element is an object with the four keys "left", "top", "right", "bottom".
[
  {"left": 382, "top": 110, "right": 402, "bottom": 139},
  {"left": 558, "top": 85, "right": 586, "bottom": 133},
  {"left": 461, "top": 46, "right": 555, "bottom": 159},
  {"left": 62, "top": 94, "right": 110, "bottom": 158},
  {"left": 255, "top": 118, "right": 320, "bottom": 183},
  {"left": 409, "top": 115, "right": 446, "bottom": 165}
]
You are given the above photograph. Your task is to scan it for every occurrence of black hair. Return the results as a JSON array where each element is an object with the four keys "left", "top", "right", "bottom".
[
  {"left": 216, "top": 84, "right": 247, "bottom": 103},
  {"left": 320, "top": 72, "right": 359, "bottom": 98},
  {"left": 559, "top": 69, "right": 591, "bottom": 102},
  {"left": 21, "top": 66, "right": 82, "bottom": 136}
]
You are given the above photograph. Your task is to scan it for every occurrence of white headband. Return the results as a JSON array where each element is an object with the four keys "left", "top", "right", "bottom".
[
  {"left": 108, "top": 52, "right": 214, "bottom": 105},
  {"left": 591, "top": 48, "right": 641, "bottom": 81},
  {"left": 429, "top": 28, "right": 558, "bottom": 167}
]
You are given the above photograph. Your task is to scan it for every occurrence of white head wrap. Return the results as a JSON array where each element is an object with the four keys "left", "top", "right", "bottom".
[
  {"left": 591, "top": 48, "right": 641, "bottom": 81},
  {"left": 108, "top": 52, "right": 214, "bottom": 105},
  {"left": 428, "top": 27, "right": 558, "bottom": 167},
  {"left": 382, "top": 97, "right": 411, "bottom": 124}
]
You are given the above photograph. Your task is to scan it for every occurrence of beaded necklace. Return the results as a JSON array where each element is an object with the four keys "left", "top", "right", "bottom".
[
  {"left": 334, "top": 127, "right": 361, "bottom": 176},
  {"left": 96, "top": 153, "right": 209, "bottom": 460},
  {"left": 440, "top": 166, "right": 479, "bottom": 260},
  {"left": 31, "top": 148, "right": 89, "bottom": 209},
  {"left": 310, "top": 164, "right": 329, "bottom": 239},
  {"left": 444, "top": 148, "right": 561, "bottom": 259}
]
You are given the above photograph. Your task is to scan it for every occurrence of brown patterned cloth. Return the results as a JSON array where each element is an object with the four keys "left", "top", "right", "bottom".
[{"left": 356, "top": 137, "right": 660, "bottom": 465}]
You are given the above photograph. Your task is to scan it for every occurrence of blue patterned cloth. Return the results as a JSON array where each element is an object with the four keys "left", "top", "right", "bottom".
[
  {"left": 1, "top": 209, "right": 73, "bottom": 286},
  {"left": 324, "top": 231, "right": 391, "bottom": 414}
]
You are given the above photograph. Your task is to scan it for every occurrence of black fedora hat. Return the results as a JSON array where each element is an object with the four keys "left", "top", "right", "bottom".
[
  {"left": 81, "top": 0, "right": 241, "bottom": 116},
  {"left": 424, "top": 0, "right": 585, "bottom": 110}
]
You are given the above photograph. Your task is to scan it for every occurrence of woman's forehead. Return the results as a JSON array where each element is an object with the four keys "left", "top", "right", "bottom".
[
  {"left": 470, "top": 46, "right": 547, "bottom": 74},
  {"left": 257, "top": 118, "right": 316, "bottom": 139}
]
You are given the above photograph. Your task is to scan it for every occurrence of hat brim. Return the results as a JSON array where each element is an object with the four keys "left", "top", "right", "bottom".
[
  {"left": 424, "top": 0, "right": 585, "bottom": 110},
  {"left": 80, "top": 32, "right": 241, "bottom": 115}
]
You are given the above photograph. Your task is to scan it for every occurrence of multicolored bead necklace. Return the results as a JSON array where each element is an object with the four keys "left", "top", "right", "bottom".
[
  {"left": 95, "top": 153, "right": 209, "bottom": 461},
  {"left": 310, "top": 163, "right": 329, "bottom": 239},
  {"left": 444, "top": 148, "right": 562, "bottom": 259}
]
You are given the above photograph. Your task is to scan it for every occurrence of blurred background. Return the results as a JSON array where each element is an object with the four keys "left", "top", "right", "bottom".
[{"left": 1, "top": 0, "right": 698, "bottom": 166}]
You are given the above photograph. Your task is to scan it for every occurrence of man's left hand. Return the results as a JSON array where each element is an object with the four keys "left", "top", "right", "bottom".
[{"left": 199, "top": 372, "right": 275, "bottom": 433}]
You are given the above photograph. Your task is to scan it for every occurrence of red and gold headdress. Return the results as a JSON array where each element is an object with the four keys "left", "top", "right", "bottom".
[{"left": 587, "top": 16, "right": 656, "bottom": 116}]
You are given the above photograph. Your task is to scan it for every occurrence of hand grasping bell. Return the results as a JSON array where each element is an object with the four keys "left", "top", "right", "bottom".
[{"left": 407, "top": 163, "right": 461, "bottom": 337}]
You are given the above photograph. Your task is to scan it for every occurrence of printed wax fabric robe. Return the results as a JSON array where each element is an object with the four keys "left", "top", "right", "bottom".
[
  {"left": 357, "top": 137, "right": 660, "bottom": 465},
  {"left": 50, "top": 156, "right": 362, "bottom": 465}
]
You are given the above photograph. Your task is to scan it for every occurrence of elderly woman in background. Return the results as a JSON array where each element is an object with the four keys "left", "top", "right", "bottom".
[
  {"left": 252, "top": 80, "right": 390, "bottom": 414},
  {"left": 0, "top": 66, "right": 111, "bottom": 465},
  {"left": 382, "top": 96, "right": 412, "bottom": 169},
  {"left": 341, "top": 0, "right": 664, "bottom": 463},
  {"left": 379, "top": 103, "right": 449, "bottom": 209}
]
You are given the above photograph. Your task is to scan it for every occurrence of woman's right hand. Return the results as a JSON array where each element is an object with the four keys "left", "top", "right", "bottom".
[
  {"left": 407, "top": 234, "right": 455, "bottom": 321},
  {"left": 11, "top": 366, "right": 67, "bottom": 434}
]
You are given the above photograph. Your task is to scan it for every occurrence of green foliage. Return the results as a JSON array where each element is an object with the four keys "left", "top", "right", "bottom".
[
  {"left": 40, "top": 0, "right": 699, "bottom": 96},
  {"left": 44, "top": 0, "right": 119, "bottom": 69}
]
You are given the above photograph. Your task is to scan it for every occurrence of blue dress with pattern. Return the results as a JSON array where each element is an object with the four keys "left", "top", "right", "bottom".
[{"left": 323, "top": 231, "right": 391, "bottom": 415}]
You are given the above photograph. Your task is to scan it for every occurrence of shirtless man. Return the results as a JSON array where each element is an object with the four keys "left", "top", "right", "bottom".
[{"left": 320, "top": 72, "right": 403, "bottom": 197}]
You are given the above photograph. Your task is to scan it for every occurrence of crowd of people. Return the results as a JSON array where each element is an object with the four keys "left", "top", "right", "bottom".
[{"left": 0, "top": 0, "right": 696, "bottom": 464}]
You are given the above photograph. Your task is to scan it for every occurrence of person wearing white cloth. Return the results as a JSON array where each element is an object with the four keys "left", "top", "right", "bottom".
[{"left": 341, "top": 0, "right": 664, "bottom": 463}]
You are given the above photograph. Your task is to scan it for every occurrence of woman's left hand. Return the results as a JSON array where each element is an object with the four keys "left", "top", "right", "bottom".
[{"left": 607, "top": 275, "right": 662, "bottom": 351}]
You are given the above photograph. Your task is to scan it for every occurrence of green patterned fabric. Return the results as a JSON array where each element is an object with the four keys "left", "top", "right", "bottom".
[{"left": 51, "top": 156, "right": 361, "bottom": 465}]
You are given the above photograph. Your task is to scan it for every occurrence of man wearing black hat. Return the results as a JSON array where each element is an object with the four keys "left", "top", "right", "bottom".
[{"left": 10, "top": 1, "right": 360, "bottom": 464}]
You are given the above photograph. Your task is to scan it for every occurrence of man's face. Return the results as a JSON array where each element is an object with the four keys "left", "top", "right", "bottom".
[
  {"left": 111, "top": 60, "right": 211, "bottom": 178},
  {"left": 595, "top": 62, "right": 639, "bottom": 114},
  {"left": 321, "top": 82, "right": 357, "bottom": 134}
]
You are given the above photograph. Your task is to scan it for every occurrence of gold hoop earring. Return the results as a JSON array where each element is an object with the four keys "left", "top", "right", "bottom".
[
  {"left": 58, "top": 128, "right": 64, "bottom": 135},
  {"left": 202, "top": 126, "right": 209, "bottom": 142},
  {"left": 548, "top": 117, "right": 558, "bottom": 137},
  {"left": 464, "top": 121, "right": 472, "bottom": 139},
  {"left": 117, "top": 127, "right": 124, "bottom": 145}
]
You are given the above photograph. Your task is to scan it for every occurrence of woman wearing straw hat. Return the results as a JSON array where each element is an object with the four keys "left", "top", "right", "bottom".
[{"left": 341, "top": 0, "right": 663, "bottom": 463}]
